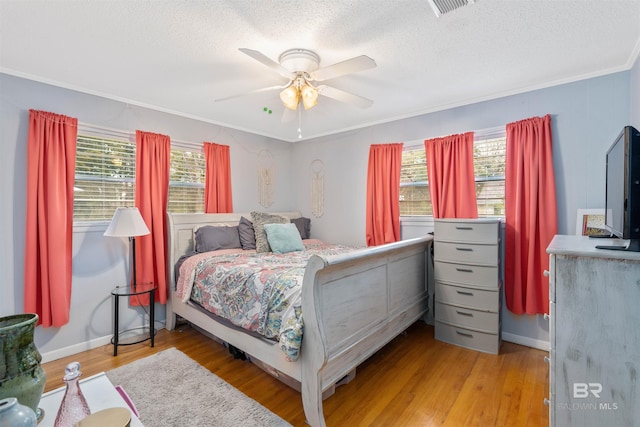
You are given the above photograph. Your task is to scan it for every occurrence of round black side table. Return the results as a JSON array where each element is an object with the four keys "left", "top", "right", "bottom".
[{"left": 111, "top": 283, "right": 157, "bottom": 356}]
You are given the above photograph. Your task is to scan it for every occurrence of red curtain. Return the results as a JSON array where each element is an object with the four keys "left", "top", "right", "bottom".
[
  {"left": 203, "top": 142, "right": 233, "bottom": 213},
  {"left": 504, "top": 115, "right": 557, "bottom": 315},
  {"left": 365, "top": 143, "right": 403, "bottom": 246},
  {"left": 424, "top": 132, "right": 478, "bottom": 219},
  {"left": 135, "top": 130, "right": 170, "bottom": 305},
  {"left": 24, "top": 110, "right": 78, "bottom": 327}
]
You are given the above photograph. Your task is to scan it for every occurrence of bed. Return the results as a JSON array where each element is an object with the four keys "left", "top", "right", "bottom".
[{"left": 165, "top": 211, "right": 432, "bottom": 427}]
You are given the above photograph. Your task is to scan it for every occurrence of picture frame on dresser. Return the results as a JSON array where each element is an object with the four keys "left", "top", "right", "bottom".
[{"left": 575, "top": 208, "right": 608, "bottom": 236}]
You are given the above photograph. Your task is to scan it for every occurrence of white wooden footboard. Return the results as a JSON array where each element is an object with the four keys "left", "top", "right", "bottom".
[
  {"left": 300, "top": 236, "right": 431, "bottom": 427},
  {"left": 165, "top": 213, "right": 431, "bottom": 427}
]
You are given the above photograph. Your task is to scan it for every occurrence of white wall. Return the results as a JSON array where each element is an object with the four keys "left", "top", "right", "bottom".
[{"left": 0, "top": 67, "right": 633, "bottom": 359}]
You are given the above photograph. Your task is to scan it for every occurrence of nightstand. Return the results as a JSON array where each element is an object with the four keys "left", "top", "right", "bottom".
[{"left": 111, "top": 283, "right": 156, "bottom": 356}]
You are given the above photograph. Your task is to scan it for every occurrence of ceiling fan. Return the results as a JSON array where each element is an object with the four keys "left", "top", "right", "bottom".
[{"left": 216, "top": 48, "right": 377, "bottom": 111}]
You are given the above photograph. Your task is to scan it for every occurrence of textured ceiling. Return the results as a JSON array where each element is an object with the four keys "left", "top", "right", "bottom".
[{"left": 1, "top": 0, "right": 640, "bottom": 142}]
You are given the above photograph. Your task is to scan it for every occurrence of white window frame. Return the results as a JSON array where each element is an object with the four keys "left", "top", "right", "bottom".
[
  {"left": 399, "top": 126, "right": 506, "bottom": 218},
  {"left": 74, "top": 125, "right": 136, "bottom": 226},
  {"left": 168, "top": 140, "right": 206, "bottom": 214},
  {"left": 73, "top": 124, "right": 206, "bottom": 228}
]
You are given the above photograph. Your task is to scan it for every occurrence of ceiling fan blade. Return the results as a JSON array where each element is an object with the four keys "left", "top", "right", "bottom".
[
  {"left": 215, "top": 84, "right": 287, "bottom": 102},
  {"left": 317, "top": 85, "right": 374, "bottom": 109},
  {"left": 238, "top": 48, "right": 295, "bottom": 79},
  {"left": 310, "top": 55, "right": 376, "bottom": 82}
]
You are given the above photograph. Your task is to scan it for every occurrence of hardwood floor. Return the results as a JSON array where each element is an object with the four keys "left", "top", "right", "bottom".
[{"left": 42, "top": 322, "right": 549, "bottom": 426}]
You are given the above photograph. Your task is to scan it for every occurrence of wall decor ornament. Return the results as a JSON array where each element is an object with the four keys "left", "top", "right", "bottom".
[
  {"left": 0, "top": 314, "right": 46, "bottom": 422},
  {"left": 311, "top": 159, "right": 324, "bottom": 218},
  {"left": 258, "top": 150, "right": 274, "bottom": 208}
]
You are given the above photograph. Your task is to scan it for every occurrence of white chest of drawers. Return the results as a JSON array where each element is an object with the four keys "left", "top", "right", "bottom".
[{"left": 433, "top": 218, "right": 501, "bottom": 354}]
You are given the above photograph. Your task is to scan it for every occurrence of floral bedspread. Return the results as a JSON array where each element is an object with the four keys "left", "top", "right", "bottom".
[{"left": 175, "top": 239, "right": 358, "bottom": 361}]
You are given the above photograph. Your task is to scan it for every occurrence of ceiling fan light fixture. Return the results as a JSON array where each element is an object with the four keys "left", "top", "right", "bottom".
[
  {"left": 280, "top": 85, "right": 299, "bottom": 110},
  {"left": 301, "top": 84, "right": 318, "bottom": 110}
]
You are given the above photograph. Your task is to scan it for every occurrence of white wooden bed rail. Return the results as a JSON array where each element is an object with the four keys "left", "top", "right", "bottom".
[{"left": 165, "top": 212, "right": 431, "bottom": 427}]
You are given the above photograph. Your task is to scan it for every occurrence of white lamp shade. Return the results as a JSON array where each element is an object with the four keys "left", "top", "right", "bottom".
[{"left": 104, "top": 207, "right": 150, "bottom": 237}]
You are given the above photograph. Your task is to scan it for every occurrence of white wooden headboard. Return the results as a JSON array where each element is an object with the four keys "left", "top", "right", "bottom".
[{"left": 166, "top": 211, "right": 302, "bottom": 286}]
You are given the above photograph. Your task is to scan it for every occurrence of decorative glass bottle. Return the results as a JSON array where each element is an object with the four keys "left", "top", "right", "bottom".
[{"left": 53, "top": 362, "right": 91, "bottom": 427}]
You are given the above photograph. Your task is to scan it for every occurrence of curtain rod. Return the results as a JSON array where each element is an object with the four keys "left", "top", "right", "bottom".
[{"left": 78, "top": 121, "right": 203, "bottom": 150}]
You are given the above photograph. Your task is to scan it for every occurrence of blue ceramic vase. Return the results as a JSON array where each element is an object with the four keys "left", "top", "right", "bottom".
[{"left": 0, "top": 397, "right": 37, "bottom": 427}]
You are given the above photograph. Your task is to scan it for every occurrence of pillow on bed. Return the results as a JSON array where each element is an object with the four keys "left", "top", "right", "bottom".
[
  {"left": 264, "top": 223, "right": 305, "bottom": 254},
  {"left": 291, "top": 217, "right": 311, "bottom": 239},
  {"left": 194, "top": 225, "right": 241, "bottom": 252},
  {"left": 238, "top": 216, "right": 256, "bottom": 250},
  {"left": 250, "top": 211, "right": 290, "bottom": 253}
]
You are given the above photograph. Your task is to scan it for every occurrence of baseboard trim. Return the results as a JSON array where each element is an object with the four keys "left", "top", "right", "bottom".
[
  {"left": 40, "top": 321, "right": 168, "bottom": 363},
  {"left": 41, "top": 335, "right": 112, "bottom": 363},
  {"left": 502, "top": 332, "right": 549, "bottom": 351},
  {"left": 40, "top": 329, "right": 548, "bottom": 362}
]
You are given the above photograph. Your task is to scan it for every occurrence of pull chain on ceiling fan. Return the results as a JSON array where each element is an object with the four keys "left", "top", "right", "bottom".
[{"left": 216, "top": 48, "right": 376, "bottom": 111}]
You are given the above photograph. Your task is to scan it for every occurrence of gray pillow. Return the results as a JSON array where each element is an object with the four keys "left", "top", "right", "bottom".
[
  {"left": 250, "top": 211, "right": 290, "bottom": 253},
  {"left": 194, "top": 225, "right": 241, "bottom": 252},
  {"left": 291, "top": 217, "right": 311, "bottom": 239},
  {"left": 238, "top": 216, "right": 256, "bottom": 250}
]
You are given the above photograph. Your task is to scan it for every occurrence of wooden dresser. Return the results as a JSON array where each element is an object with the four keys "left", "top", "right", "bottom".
[
  {"left": 433, "top": 218, "right": 501, "bottom": 354},
  {"left": 546, "top": 235, "right": 640, "bottom": 426}
]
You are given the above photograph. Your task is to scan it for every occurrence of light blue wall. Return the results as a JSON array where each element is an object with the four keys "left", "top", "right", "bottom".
[
  {"left": 0, "top": 66, "right": 633, "bottom": 358},
  {"left": 291, "top": 71, "right": 631, "bottom": 349},
  {"left": 631, "top": 54, "right": 640, "bottom": 128},
  {"left": 0, "top": 73, "right": 294, "bottom": 360}
]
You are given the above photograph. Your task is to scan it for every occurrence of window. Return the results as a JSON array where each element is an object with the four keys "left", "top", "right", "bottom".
[
  {"left": 74, "top": 134, "right": 136, "bottom": 221},
  {"left": 400, "top": 146, "right": 431, "bottom": 216},
  {"left": 74, "top": 128, "right": 206, "bottom": 221},
  {"left": 473, "top": 134, "right": 506, "bottom": 217},
  {"left": 399, "top": 129, "right": 506, "bottom": 217},
  {"left": 168, "top": 146, "right": 205, "bottom": 214}
]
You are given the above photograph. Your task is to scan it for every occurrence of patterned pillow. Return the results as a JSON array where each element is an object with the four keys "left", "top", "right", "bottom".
[
  {"left": 264, "top": 223, "right": 305, "bottom": 254},
  {"left": 250, "top": 211, "right": 290, "bottom": 253}
]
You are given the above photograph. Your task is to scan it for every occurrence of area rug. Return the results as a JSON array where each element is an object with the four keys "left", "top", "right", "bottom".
[{"left": 106, "top": 348, "right": 291, "bottom": 427}]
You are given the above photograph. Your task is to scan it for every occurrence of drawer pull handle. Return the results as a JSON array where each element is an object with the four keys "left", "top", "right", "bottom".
[
  {"left": 543, "top": 270, "right": 550, "bottom": 277},
  {"left": 455, "top": 226, "right": 473, "bottom": 230},
  {"left": 456, "top": 290, "right": 474, "bottom": 296},
  {"left": 543, "top": 398, "right": 550, "bottom": 406},
  {"left": 456, "top": 311, "right": 473, "bottom": 317},
  {"left": 456, "top": 247, "right": 473, "bottom": 252},
  {"left": 455, "top": 330, "right": 473, "bottom": 338},
  {"left": 456, "top": 268, "right": 474, "bottom": 273},
  {"left": 544, "top": 356, "right": 550, "bottom": 363}
]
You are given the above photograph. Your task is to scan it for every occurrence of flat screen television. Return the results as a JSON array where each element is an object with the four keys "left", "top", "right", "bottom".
[{"left": 596, "top": 125, "right": 640, "bottom": 252}]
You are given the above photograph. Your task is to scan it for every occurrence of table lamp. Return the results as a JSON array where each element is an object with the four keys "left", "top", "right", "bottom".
[{"left": 104, "top": 207, "right": 150, "bottom": 289}]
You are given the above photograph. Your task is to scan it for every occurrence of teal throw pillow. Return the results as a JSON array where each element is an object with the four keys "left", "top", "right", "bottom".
[{"left": 263, "top": 223, "right": 305, "bottom": 254}]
